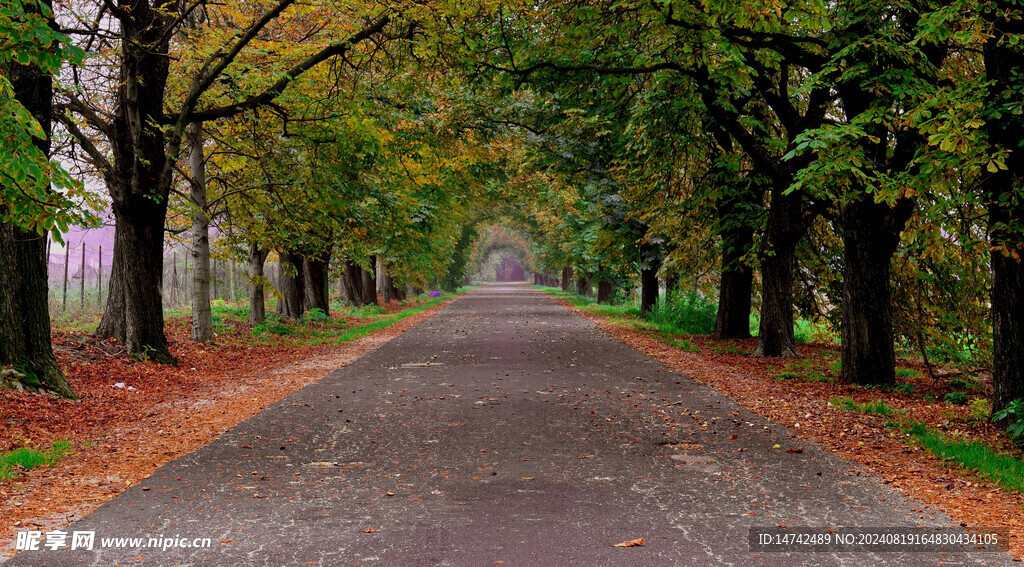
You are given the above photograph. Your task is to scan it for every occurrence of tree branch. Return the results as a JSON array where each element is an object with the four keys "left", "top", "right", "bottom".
[
  {"left": 173, "top": 13, "right": 394, "bottom": 125},
  {"left": 54, "top": 111, "right": 114, "bottom": 179}
]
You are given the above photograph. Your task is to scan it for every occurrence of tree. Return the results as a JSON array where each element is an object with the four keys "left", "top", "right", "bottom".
[
  {"left": 58, "top": 0, "right": 399, "bottom": 362},
  {"left": 982, "top": 0, "right": 1024, "bottom": 415},
  {"left": 1, "top": 0, "right": 86, "bottom": 398}
]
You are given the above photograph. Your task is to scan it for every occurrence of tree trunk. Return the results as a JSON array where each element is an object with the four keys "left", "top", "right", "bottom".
[
  {"left": 0, "top": 224, "right": 76, "bottom": 398},
  {"left": 575, "top": 276, "right": 590, "bottom": 297},
  {"left": 597, "top": 281, "right": 614, "bottom": 303},
  {"left": 713, "top": 176, "right": 758, "bottom": 339},
  {"left": 94, "top": 0, "right": 176, "bottom": 364},
  {"left": 560, "top": 267, "right": 572, "bottom": 291},
  {"left": 0, "top": 7, "right": 76, "bottom": 396},
  {"left": 247, "top": 244, "right": 269, "bottom": 326},
  {"left": 360, "top": 255, "right": 377, "bottom": 305},
  {"left": 640, "top": 242, "right": 661, "bottom": 314},
  {"left": 278, "top": 250, "right": 305, "bottom": 319},
  {"left": 665, "top": 272, "right": 677, "bottom": 304},
  {"left": 839, "top": 197, "right": 910, "bottom": 385},
  {"left": 380, "top": 263, "right": 399, "bottom": 303},
  {"left": 301, "top": 256, "right": 330, "bottom": 314},
  {"left": 714, "top": 268, "right": 753, "bottom": 339},
  {"left": 188, "top": 123, "right": 212, "bottom": 343},
  {"left": 340, "top": 261, "right": 363, "bottom": 305},
  {"left": 752, "top": 190, "right": 802, "bottom": 358},
  {"left": 984, "top": 4, "right": 1024, "bottom": 415}
]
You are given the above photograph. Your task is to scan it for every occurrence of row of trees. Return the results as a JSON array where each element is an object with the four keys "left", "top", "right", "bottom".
[
  {"left": 452, "top": 0, "right": 1022, "bottom": 414},
  {"left": 1, "top": 0, "right": 1023, "bottom": 419}
]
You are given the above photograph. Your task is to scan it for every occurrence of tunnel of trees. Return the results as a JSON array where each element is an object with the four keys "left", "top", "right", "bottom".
[{"left": 1, "top": 0, "right": 1023, "bottom": 420}]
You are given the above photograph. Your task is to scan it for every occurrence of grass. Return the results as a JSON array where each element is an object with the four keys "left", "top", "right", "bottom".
[
  {"left": 534, "top": 285, "right": 840, "bottom": 348},
  {"left": 649, "top": 291, "right": 717, "bottom": 336},
  {"left": 0, "top": 440, "right": 73, "bottom": 481},
  {"left": 309, "top": 293, "right": 454, "bottom": 346},
  {"left": 905, "top": 422, "right": 1024, "bottom": 494},
  {"left": 800, "top": 370, "right": 833, "bottom": 383},
  {"left": 665, "top": 337, "right": 699, "bottom": 352},
  {"left": 830, "top": 396, "right": 898, "bottom": 416},
  {"left": 895, "top": 368, "right": 920, "bottom": 379}
]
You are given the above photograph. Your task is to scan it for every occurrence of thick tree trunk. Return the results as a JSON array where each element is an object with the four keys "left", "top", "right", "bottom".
[
  {"left": 340, "top": 261, "right": 363, "bottom": 305},
  {"left": 713, "top": 177, "right": 757, "bottom": 339},
  {"left": 640, "top": 268, "right": 659, "bottom": 314},
  {"left": 188, "top": 123, "right": 212, "bottom": 343},
  {"left": 360, "top": 256, "right": 377, "bottom": 305},
  {"left": 97, "top": 197, "right": 175, "bottom": 363},
  {"left": 984, "top": 5, "right": 1024, "bottom": 415},
  {"left": 278, "top": 250, "right": 305, "bottom": 319},
  {"left": 752, "top": 190, "right": 802, "bottom": 358},
  {"left": 301, "top": 256, "right": 330, "bottom": 314},
  {"left": 839, "top": 197, "right": 909, "bottom": 385},
  {"left": 0, "top": 224, "right": 76, "bottom": 398},
  {"left": 380, "top": 263, "right": 403, "bottom": 303},
  {"left": 560, "top": 267, "right": 572, "bottom": 291},
  {"left": 0, "top": 10, "right": 76, "bottom": 398},
  {"left": 639, "top": 243, "right": 661, "bottom": 315},
  {"left": 714, "top": 268, "right": 753, "bottom": 339},
  {"left": 576, "top": 276, "right": 590, "bottom": 297},
  {"left": 247, "top": 244, "right": 269, "bottom": 326},
  {"left": 597, "top": 281, "right": 614, "bottom": 303},
  {"left": 95, "top": 0, "right": 176, "bottom": 364}
]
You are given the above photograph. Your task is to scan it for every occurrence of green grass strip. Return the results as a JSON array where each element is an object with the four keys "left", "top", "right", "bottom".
[
  {"left": 0, "top": 440, "right": 73, "bottom": 481},
  {"left": 309, "top": 291, "right": 463, "bottom": 346},
  {"left": 905, "top": 422, "right": 1024, "bottom": 494}
]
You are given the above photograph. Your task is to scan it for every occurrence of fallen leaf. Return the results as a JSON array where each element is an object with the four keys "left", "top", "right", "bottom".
[
  {"left": 363, "top": 529, "right": 377, "bottom": 533},
  {"left": 787, "top": 447, "right": 804, "bottom": 454},
  {"left": 613, "top": 538, "right": 645, "bottom": 547}
]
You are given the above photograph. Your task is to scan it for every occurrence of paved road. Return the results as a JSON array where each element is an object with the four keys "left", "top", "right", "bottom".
[{"left": 5, "top": 284, "right": 1011, "bottom": 566}]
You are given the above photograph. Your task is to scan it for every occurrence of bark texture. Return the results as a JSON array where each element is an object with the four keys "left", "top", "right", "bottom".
[
  {"left": 984, "top": 3, "right": 1024, "bottom": 415},
  {"left": 640, "top": 243, "right": 661, "bottom": 315},
  {"left": 0, "top": 11, "right": 76, "bottom": 397},
  {"left": 247, "top": 244, "right": 269, "bottom": 326},
  {"left": 188, "top": 123, "right": 212, "bottom": 343},
  {"left": 278, "top": 250, "right": 305, "bottom": 320}
]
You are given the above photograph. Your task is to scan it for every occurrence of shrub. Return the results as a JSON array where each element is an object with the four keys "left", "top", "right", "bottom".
[
  {"left": 943, "top": 392, "right": 969, "bottom": 405},
  {"left": 650, "top": 291, "right": 717, "bottom": 336},
  {"left": 993, "top": 398, "right": 1024, "bottom": 439},
  {"left": 305, "top": 307, "right": 330, "bottom": 322}
]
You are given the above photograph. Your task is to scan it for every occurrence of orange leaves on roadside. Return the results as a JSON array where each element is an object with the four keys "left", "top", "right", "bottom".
[{"left": 612, "top": 538, "right": 644, "bottom": 547}]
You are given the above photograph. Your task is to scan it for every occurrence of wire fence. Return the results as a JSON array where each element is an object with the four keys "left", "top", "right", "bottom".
[{"left": 46, "top": 238, "right": 279, "bottom": 317}]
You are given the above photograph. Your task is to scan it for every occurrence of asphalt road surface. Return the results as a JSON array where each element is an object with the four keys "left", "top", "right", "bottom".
[{"left": 4, "top": 284, "right": 1012, "bottom": 566}]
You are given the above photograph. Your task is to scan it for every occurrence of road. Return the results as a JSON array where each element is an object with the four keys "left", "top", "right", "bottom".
[{"left": 4, "top": 284, "right": 1011, "bottom": 566}]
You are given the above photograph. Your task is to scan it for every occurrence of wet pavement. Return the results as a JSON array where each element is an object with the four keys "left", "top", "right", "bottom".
[{"left": 4, "top": 284, "right": 1012, "bottom": 565}]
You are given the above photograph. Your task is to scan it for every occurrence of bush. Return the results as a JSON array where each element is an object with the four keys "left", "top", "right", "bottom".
[
  {"left": 993, "top": 398, "right": 1024, "bottom": 439},
  {"left": 305, "top": 307, "right": 330, "bottom": 322},
  {"left": 252, "top": 313, "right": 293, "bottom": 337},
  {"left": 650, "top": 291, "right": 717, "bottom": 335}
]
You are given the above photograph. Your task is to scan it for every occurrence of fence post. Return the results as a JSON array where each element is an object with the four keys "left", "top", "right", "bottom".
[
  {"left": 80, "top": 243, "right": 85, "bottom": 311},
  {"left": 98, "top": 245, "right": 103, "bottom": 308},
  {"left": 62, "top": 243, "right": 69, "bottom": 312},
  {"left": 229, "top": 259, "right": 236, "bottom": 302},
  {"left": 171, "top": 250, "right": 178, "bottom": 307}
]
